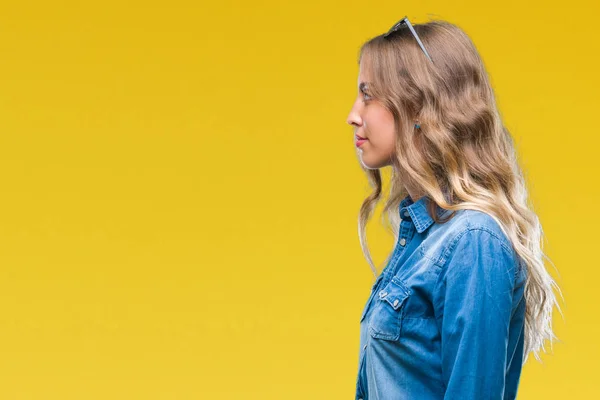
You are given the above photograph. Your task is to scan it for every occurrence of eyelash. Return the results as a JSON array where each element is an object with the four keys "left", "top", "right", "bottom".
[{"left": 362, "top": 91, "right": 372, "bottom": 102}]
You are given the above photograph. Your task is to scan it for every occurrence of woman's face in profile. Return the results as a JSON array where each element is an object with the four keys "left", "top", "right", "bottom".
[{"left": 346, "top": 61, "right": 396, "bottom": 170}]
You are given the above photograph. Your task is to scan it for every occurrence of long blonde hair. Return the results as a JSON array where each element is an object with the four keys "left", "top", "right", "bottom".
[{"left": 355, "top": 18, "right": 563, "bottom": 363}]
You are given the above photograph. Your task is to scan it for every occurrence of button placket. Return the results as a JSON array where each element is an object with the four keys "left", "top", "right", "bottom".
[
  {"left": 397, "top": 216, "right": 411, "bottom": 248},
  {"left": 392, "top": 212, "right": 417, "bottom": 278},
  {"left": 356, "top": 341, "right": 368, "bottom": 400}
]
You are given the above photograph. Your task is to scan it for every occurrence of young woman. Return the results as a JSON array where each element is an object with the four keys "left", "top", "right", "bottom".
[{"left": 346, "top": 17, "right": 562, "bottom": 400}]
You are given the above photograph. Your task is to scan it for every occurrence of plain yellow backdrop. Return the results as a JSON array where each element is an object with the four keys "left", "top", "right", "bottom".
[{"left": 0, "top": 0, "right": 598, "bottom": 398}]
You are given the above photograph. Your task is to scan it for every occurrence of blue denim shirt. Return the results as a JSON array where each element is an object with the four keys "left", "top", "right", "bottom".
[{"left": 355, "top": 194, "right": 527, "bottom": 400}]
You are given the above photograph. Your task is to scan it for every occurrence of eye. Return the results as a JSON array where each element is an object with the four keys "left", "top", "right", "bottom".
[{"left": 362, "top": 91, "right": 372, "bottom": 102}]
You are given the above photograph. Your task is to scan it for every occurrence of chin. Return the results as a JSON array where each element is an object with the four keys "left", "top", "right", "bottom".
[{"left": 360, "top": 156, "right": 389, "bottom": 170}]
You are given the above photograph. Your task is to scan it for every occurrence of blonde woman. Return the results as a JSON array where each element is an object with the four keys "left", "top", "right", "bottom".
[{"left": 347, "top": 16, "right": 562, "bottom": 400}]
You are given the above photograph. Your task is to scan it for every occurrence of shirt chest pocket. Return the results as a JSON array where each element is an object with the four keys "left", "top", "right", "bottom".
[{"left": 368, "top": 277, "right": 411, "bottom": 341}]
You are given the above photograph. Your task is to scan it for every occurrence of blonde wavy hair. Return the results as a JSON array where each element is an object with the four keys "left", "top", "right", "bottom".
[{"left": 355, "top": 18, "right": 563, "bottom": 363}]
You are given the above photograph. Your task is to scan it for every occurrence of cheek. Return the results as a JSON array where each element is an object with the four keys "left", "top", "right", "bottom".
[{"left": 369, "top": 116, "right": 396, "bottom": 147}]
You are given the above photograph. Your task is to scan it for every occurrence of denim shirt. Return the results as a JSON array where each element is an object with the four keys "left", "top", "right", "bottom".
[{"left": 355, "top": 194, "right": 527, "bottom": 400}]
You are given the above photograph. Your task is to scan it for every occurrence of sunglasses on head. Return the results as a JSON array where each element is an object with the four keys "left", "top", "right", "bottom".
[{"left": 384, "top": 16, "right": 434, "bottom": 64}]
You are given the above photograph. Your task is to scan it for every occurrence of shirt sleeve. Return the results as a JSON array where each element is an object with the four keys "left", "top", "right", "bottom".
[{"left": 432, "top": 228, "right": 518, "bottom": 400}]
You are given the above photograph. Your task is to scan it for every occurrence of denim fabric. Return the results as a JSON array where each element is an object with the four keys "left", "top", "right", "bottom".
[{"left": 355, "top": 194, "right": 527, "bottom": 400}]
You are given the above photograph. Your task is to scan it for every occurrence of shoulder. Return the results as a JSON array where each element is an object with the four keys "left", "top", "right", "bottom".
[{"left": 434, "top": 209, "right": 515, "bottom": 268}]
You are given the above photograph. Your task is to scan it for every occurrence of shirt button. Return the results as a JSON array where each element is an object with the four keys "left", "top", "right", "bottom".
[
  {"left": 399, "top": 238, "right": 406, "bottom": 246},
  {"left": 379, "top": 290, "right": 388, "bottom": 297},
  {"left": 393, "top": 299, "right": 400, "bottom": 307},
  {"left": 363, "top": 343, "right": 367, "bottom": 350},
  {"left": 403, "top": 211, "right": 410, "bottom": 217}
]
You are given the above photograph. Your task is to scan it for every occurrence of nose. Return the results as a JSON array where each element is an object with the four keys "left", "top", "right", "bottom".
[{"left": 346, "top": 104, "right": 362, "bottom": 128}]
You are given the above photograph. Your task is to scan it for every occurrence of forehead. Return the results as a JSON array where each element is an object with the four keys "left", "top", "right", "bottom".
[{"left": 357, "top": 57, "right": 372, "bottom": 85}]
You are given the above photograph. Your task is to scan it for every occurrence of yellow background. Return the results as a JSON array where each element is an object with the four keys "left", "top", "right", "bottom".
[{"left": 0, "top": 0, "right": 597, "bottom": 398}]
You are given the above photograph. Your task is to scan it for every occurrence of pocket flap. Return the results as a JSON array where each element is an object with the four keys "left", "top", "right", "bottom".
[{"left": 378, "top": 277, "right": 410, "bottom": 311}]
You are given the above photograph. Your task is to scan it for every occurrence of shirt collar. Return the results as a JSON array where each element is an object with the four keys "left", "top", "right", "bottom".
[{"left": 399, "top": 194, "right": 453, "bottom": 233}]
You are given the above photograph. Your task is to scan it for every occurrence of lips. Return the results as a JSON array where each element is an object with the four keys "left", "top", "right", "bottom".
[
  {"left": 356, "top": 138, "right": 368, "bottom": 148},
  {"left": 355, "top": 134, "right": 368, "bottom": 140}
]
